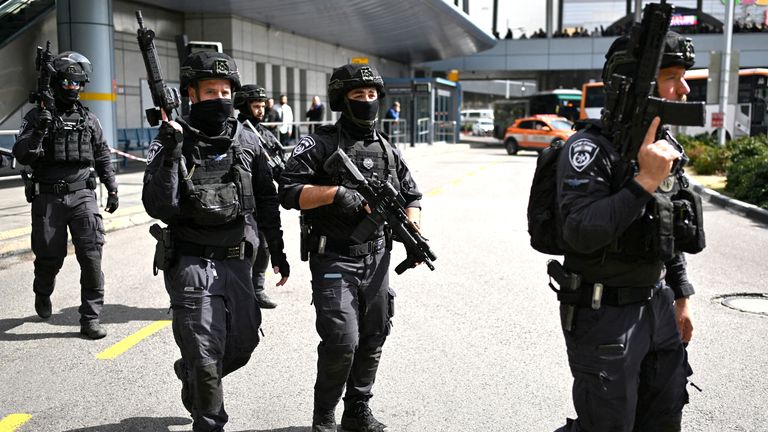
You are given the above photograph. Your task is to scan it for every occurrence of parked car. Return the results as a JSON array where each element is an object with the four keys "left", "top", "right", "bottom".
[
  {"left": 503, "top": 115, "right": 575, "bottom": 155},
  {"left": 471, "top": 118, "right": 495, "bottom": 136}
]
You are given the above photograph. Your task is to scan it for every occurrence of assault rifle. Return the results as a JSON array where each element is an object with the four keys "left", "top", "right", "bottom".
[
  {"left": 601, "top": 0, "right": 705, "bottom": 164},
  {"left": 28, "top": 41, "right": 56, "bottom": 110},
  {"left": 136, "top": 10, "right": 180, "bottom": 126},
  {"left": 324, "top": 148, "right": 436, "bottom": 274},
  {"left": 136, "top": 10, "right": 192, "bottom": 194}
]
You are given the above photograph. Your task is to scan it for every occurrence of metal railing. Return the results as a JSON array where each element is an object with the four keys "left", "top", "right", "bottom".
[
  {"left": 378, "top": 119, "right": 408, "bottom": 148},
  {"left": 416, "top": 117, "right": 430, "bottom": 143},
  {"left": 434, "top": 120, "right": 458, "bottom": 144}
]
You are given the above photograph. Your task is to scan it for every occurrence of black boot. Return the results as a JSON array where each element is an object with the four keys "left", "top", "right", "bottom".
[
  {"left": 254, "top": 289, "right": 277, "bottom": 309},
  {"left": 35, "top": 295, "right": 52, "bottom": 319},
  {"left": 173, "top": 359, "right": 193, "bottom": 413},
  {"left": 80, "top": 320, "right": 107, "bottom": 339},
  {"left": 341, "top": 401, "right": 387, "bottom": 432},
  {"left": 312, "top": 408, "right": 337, "bottom": 432}
]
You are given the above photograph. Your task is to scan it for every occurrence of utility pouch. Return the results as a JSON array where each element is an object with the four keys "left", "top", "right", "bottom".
[
  {"left": 149, "top": 223, "right": 175, "bottom": 275},
  {"left": 86, "top": 171, "right": 97, "bottom": 190},
  {"left": 648, "top": 194, "right": 675, "bottom": 261},
  {"left": 299, "top": 214, "right": 310, "bottom": 262},
  {"left": 672, "top": 186, "right": 705, "bottom": 254},
  {"left": 21, "top": 170, "right": 37, "bottom": 203}
]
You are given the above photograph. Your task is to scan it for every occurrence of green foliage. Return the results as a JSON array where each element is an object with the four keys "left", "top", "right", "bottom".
[
  {"left": 678, "top": 133, "right": 728, "bottom": 175},
  {"left": 725, "top": 135, "right": 768, "bottom": 210}
]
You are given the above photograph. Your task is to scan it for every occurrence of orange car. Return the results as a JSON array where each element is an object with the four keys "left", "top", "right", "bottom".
[{"left": 503, "top": 115, "right": 575, "bottom": 155}]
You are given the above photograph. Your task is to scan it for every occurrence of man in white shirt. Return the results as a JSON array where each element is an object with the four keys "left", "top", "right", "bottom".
[{"left": 278, "top": 94, "right": 293, "bottom": 145}]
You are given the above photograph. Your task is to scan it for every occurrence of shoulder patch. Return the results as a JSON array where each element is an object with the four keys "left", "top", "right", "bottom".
[
  {"left": 145, "top": 143, "right": 162, "bottom": 165},
  {"left": 19, "top": 119, "right": 27, "bottom": 134},
  {"left": 293, "top": 136, "right": 316, "bottom": 156},
  {"left": 568, "top": 139, "right": 600, "bottom": 172}
]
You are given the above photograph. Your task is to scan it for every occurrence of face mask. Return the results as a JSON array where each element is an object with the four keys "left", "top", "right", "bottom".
[
  {"left": 344, "top": 98, "right": 380, "bottom": 128},
  {"left": 190, "top": 98, "right": 233, "bottom": 136},
  {"left": 54, "top": 87, "right": 80, "bottom": 106}
]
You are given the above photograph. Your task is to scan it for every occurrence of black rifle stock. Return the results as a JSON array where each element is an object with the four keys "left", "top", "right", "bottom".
[
  {"left": 28, "top": 41, "right": 56, "bottom": 110},
  {"left": 601, "top": 1, "right": 705, "bottom": 164},
  {"left": 324, "top": 148, "right": 436, "bottom": 274}
]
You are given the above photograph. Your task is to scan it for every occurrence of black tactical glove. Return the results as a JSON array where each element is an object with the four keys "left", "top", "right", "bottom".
[
  {"left": 268, "top": 238, "right": 290, "bottom": 278},
  {"left": 333, "top": 185, "right": 365, "bottom": 214},
  {"left": 158, "top": 121, "right": 183, "bottom": 160},
  {"left": 36, "top": 109, "right": 53, "bottom": 133},
  {"left": 105, "top": 192, "right": 119, "bottom": 213}
]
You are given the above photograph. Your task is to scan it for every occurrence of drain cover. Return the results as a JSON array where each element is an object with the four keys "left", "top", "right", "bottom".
[{"left": 719, "top": 293, "right": 768, "bottom": 316}]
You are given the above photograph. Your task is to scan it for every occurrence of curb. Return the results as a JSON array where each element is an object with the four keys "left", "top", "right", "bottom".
[{"left": 688, "top": 178, "right": 768, "bottom": 226}]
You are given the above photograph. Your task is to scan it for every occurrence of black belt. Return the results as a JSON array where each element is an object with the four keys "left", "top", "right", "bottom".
[
  {"left": 176, "top": 241, "right": 254, "bottom": 260},
  {"left": 558, "top": 283, "right": 659, "bottom": 307},
  {"left": 311, "top": 235, "right": 386, "bottom": 257},
  {"left": 37, "top": 179, "right": 92, "bottom": 194}
]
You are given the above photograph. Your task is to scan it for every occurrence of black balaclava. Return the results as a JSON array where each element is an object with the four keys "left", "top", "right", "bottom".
[
  {"left": 190, "top": 98, "right": 233, "bottom": 137},
  {"left": 341, "top": 97, "right": 379, "bottom": 139},
  {"left": 53, "top": 85, "right": 79, "bottom": 110}
]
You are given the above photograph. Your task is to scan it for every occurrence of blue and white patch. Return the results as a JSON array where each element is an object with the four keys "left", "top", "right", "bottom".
[
  {"left": 145, "top": 143, "right": 162, "bottom": 165},
  {"left": 19, "top": 119, "right": 27, "bottom": 134},
  {"left": 293, "top": 136, "right": 316, "bottom": 156},
  {"left": 569, "top": 139, "right": 600, "bottom": 172}
]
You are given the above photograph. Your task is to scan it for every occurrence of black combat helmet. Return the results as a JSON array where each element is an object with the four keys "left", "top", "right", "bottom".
[
  {"left": 328, "top": 64, "right": 386, "bottom": 112},
  {"left": 180, "top": 51, "right": 241, "bottom": 93},
  {"left": 660, "top": 31, "right": 695, "bottom": 69},
  {"left": 602, "top": 30, "right": 696, "bottom": 82},
  {"left": 233, "top": 84, "right": 267, "bottom": 111},
  {"left": 52, "top": 51, "right": 92, "bottom": 83}
]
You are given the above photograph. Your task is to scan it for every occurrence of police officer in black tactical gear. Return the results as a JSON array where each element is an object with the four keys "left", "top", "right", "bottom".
[
  {"left": 234, "top": 84, "right": 287, "bottom": 309},
  {"left": 13, "top": 51, "right": 118, "bottom": 340},
  {"left": 142, "top": 51, "right": 289, "bottom": 432},
  {"left": 553, "top": 31, "right": 701, "bottom": 432},
  {"left": 279, "top": 64, "right": 423, "bottom": 432}
]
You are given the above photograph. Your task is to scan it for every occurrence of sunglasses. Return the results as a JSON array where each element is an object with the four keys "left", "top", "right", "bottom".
[{"left": 60, "top": 79, "right": 83, "bottom": 88}]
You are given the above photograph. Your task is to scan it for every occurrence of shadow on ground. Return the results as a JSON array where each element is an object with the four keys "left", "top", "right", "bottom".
[{"left": 0, "top": 303, "right": 170, "bottom": 341}]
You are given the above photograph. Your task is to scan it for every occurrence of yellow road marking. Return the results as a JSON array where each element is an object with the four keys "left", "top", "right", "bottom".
[
  {"left": 0, "top": 414, "right": 32, "bottom": 432},
  {"left": 96, "top": 320, "right": 171, "bottom": 360}
]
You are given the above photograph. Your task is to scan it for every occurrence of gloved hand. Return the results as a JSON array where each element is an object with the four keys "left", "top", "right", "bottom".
[
  {"left": 158, "top": 121, "right": 183, "bottom": 160},
  {"left": 105, "top": 192, "right": 119, "bottom": 213},
  {"left": 36, "top": 109, "right": 53, "bottom": 133},
  {"left": 333, "top": 185, "right": 365, "bottom": 214},
  {"left": 268, "top": 238, "right": 290, "bottom": 279}
]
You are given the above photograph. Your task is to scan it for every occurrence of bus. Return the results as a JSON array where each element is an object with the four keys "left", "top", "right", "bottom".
[
  {"left": 493, "top": 89, "right": 581, "bottom": 139},
  {"left": 580, "top": 69, "right": 768, "bottom": 138}
]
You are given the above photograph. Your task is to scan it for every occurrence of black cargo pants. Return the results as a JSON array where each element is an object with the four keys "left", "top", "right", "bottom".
[
  {"left": 309, "top": 247, "right": 395, "bottom": 412},
  {"left": 557, "top": 285, "right": 691, "bottom": 432},
  {"left": 251, "top": 230, "right": 269, "bottom": 294},
  {"left": 165, "top": 255, "right": 261, "bottom": 432},
  {"left": 31, "top": 189, "right": 105, "bottom": 324}
]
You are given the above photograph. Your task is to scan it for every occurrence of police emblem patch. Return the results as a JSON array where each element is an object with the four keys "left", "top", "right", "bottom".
[
  {"left": 363, "top": 157, "right": 374, "bottom": 170},
  {"left": 145, "top": 144, "right": 162, "bottom": 165},
  {"left": 659, "top": 175, "right": 675, "bottom": 192},
  {"left": 569, "top": 139, "right": 600, "bottom": 172},
  {"left": 293, "top": 136, "right": 316, "bottom": 156}
]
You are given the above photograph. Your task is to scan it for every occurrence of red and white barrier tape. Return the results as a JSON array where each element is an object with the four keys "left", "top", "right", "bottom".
[{"left": 110, "top": 147, "right": 147, "bottom": 163}]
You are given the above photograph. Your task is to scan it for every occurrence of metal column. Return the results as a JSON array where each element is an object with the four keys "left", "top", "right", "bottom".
[
  {"left": 719, "top": 0, "right": 735, "bottom": 145},
  {"left": 57, "top": 0, "right": 116, "bottom": 149}
]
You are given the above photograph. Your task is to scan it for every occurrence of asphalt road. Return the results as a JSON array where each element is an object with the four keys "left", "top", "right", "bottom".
[{"left": 0, "top": 143, "right": 766, "bottom": 432}]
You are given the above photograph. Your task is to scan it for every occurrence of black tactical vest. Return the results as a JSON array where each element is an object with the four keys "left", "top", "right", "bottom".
[
  {"left": 339, "top": 128, "right": 400, "bottom": 193},
  {"left": 177, "top": 123, "right": 255, "bottom": 227},
  {"left": 44, "top": 104, "right": 94, "bottom": 163}
]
